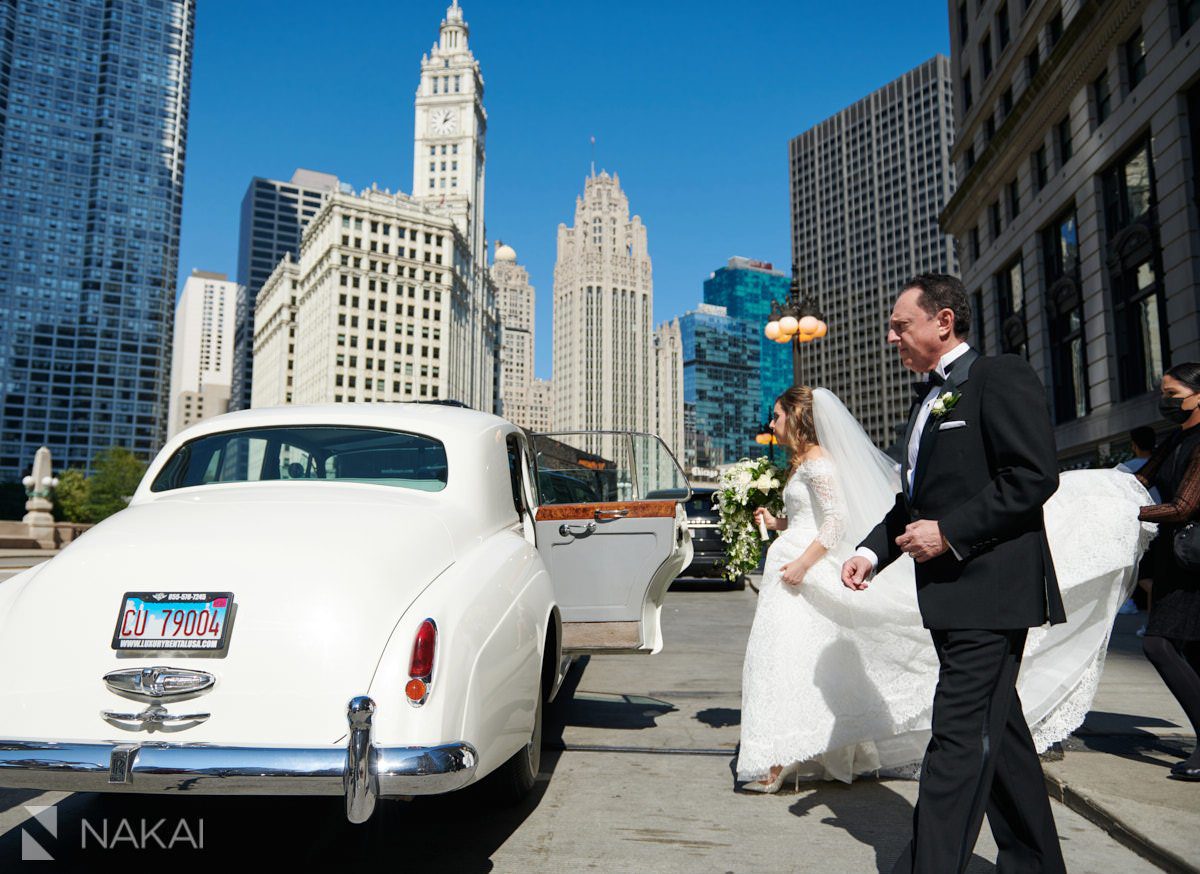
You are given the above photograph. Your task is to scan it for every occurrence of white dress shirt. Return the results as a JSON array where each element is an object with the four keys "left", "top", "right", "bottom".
[{"left": 856, "top": 342, "right": 971, "bottom": 573}]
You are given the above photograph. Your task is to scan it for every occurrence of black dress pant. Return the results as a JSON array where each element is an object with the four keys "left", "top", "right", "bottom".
[{"left": 892, "top": 628, "right": 1067, "bottom": 874}]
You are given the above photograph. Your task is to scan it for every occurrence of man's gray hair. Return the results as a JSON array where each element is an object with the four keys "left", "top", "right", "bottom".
[{"left": 903, "top": 273, "right": 971, "bottom": 339}]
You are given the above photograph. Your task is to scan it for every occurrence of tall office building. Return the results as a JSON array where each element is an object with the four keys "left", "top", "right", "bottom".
[
  {"left": 789, "top": 55, "right": 959, "bottom": 448},
  {"left": 0, "top": 0, "right": 195, "bottom": 476},
  {"left": 168, "top": 270, "right": 238, "bottom": 438},
  {"left": 493, "top": 242, "right": 538, "bottom": 426},
  {"left": 523, "top": 378, "right": 555, "bottom": 433},
  {"left": 940, "top": 0, "right": 1200, "bottom": 464},
  {"left": 703, "top": 257, "right": 792, "bottom": 425},
  {"left": 252, "top": 187, "right": 474, "bottom": 408},
  {"left": 552, "top": 171, "right": 654, "bottom": 459},
  {"left": 679, "top": 304, "right": 762, "bottom": 469},
  {"left": 231, "top": 168, "right": 340, "bottom": 411},
  {"left": 654, "top": 319, "right": 685, "bottom": 462}
]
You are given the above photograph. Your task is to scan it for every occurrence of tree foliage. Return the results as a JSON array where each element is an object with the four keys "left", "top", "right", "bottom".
[
  {"left": 53, "top": 468, "right": 92, "bottom": 523},
  {"left": 84, "top": 448, "right": 147, "bottom": 522}
]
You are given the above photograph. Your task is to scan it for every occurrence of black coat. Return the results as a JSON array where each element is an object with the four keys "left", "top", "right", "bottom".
[{"left": 859, "top": 351, "right": 1067, "bottom": 630}]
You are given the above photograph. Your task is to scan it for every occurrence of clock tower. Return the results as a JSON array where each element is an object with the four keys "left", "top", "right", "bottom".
[
  {"left": 413, "top": 0, "right": 486, "bottom": 255},
  {"left": 412, "top": 1, "right": 496, "bottom": 412}
]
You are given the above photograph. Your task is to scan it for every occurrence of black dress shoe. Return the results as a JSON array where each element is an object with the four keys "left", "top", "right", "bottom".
[{"left": 1168, "top": 761, "right": 1200, "bottom": 781}]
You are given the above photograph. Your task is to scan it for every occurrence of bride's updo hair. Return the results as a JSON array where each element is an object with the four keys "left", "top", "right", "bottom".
[
  {"left": 776, "top": 385, "right": 819, "bottom": 470},
  {"left": 1166, "top": 362, "right": 1200, "bottom": 391}
]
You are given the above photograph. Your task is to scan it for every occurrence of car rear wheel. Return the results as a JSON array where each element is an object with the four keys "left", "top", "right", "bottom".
[{"left": 490, "top": 675, "right": 543, "bottom": 805}]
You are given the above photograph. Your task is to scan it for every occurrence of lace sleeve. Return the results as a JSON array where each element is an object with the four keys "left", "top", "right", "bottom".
[
  {"left": 806, "top": 459, "right": 847, "bottom": 549},
  {"left": 1139, "top": 445, "right": 1200, "bottom": 524}
]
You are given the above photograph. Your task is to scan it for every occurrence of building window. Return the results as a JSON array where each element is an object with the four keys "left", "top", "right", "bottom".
[
  {"left": 989, "top": 199, "right": 1003, "bottom": 240},
  {"left": 1093, "top": 70, "right": 1112, "bottom": 124},
  {"left": 1026, "top": 49, "right": 1040, "bottom": 82},
  {"left": 1102, "top": 138, "right": 1167, "bottom": 399},
  {"left": 1047, "top": 9, "right": 1064, "bottom": 49},
  {"left": 963, "top": 72, "right": 973, "bottom": 112},
  {"left": 1056, "top": 116, "right": 1073, "bottom": 167},
  {"left": 972, "top": 290, "right": 987, "bottom": 353},
  {"left": 1007, "top": 178, "right": 1020, "bottom": 219},
  {"left": 997, "top": 3, "right": 1011, "bottom": 49},
  {"left": 958, "top": 0, "right": 970, "bottom": 46},
  {"left": 980, "top": 32, "right": 994, "bottom": 79},
  {"left": 970, "top": 225, "right": 981, "bottom": 261},
  {"left": 1189, "top": 82, "right": 1200, "bottom": 215},
  {"left": 1124, "top": 28, "right": 1147, "bottom": 89},
  {"left": 1033, "top": 144, "right": 1049, "bottom": 191},
  {"left": 966, "top": 144, "right": 976, "bottom": 170},
  {"left": 1042, "top": 208, "right": 1087, "bottom": 421},
  {"left": 1181, "top": 0, "right": 1200, "bottom": 32},
  {"left": 1001, "top": 86, "right": 1014, "bottom": 119},
  {"left": 985, "top": 114, "right": 996, "bottom": 143},
  {"left": 995, "top": 258, "right": 1027, "bottom": 358}
]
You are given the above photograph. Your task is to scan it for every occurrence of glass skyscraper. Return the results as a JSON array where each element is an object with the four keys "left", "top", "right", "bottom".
[
  {"left": 679, "top": 304, "right": 761, "bottom": 468},
  {"left": 0, "top": 0, "right": 195, "bottom": 476},
  {"left": 703, "top": 257, "right": 792, "bottom": 427}
]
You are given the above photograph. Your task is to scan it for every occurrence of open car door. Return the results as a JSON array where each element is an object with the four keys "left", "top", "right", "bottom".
[{"left": 529, "top": 430, "right": 692, "bottom": 655}]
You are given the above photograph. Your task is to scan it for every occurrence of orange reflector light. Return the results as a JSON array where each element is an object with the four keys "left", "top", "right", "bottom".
[{"left": 405, "top": 678, "right": 427, "bottom": 702}]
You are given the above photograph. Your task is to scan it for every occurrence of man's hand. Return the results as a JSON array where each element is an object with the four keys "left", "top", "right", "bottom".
[
  {"left": 896, "top": 520, "right": 948, "bottom": 563},
  {"left": 779, "top": 559, "right": 808, "bottom": 587},
  {"left": 841, "top": 556, "right": 873, "bottom": 590}
]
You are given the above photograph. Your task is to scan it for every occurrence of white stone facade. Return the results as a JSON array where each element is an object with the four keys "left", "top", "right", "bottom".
[
  {"left": 789, "top": 56, "right": 959, "bottom": 449},
  {"left": 168, "top": 270, "right": 238, "bottom": 437},
  {"left": 252, "top": 189, "right": 477, "bottom": 409},
  {"left": 654, "top": 318, "right": 685, "bottom": 462},
  {"left": 552, "top": 172, "right": 655, "bottom": 459},
  {"left": 941, "top": 0, "right": 1200, "bottom": 463},
  {"left": 494, "top": 242, "right": 536, "bottom": 423},
  {"left": 250, "top": 256, "right": 299, "bottom": 409}
]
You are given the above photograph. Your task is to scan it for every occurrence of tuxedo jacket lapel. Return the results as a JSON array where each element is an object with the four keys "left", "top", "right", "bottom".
[{"left": 911, "top": 348, "right": 980, "bottom": 501}]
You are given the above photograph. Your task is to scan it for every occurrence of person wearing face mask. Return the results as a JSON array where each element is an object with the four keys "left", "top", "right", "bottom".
[{"left": 1134, "top": 361, "right": 1200, "bottom": 781}]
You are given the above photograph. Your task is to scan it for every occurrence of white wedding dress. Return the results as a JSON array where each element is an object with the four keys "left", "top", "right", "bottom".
[{"left": 736, "top": 390, "right": 1157, "bottom": 784}]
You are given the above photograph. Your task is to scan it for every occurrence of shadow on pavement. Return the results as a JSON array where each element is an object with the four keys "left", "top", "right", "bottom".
[
  {"left": 788, "top": 781, "right": 996, "bottom": 874},
  {"left": 546, "top": 655, "right": 677, "bottom": 734},
  {"left": 695, "top": 707, "right": 740, "bottom": 728}
]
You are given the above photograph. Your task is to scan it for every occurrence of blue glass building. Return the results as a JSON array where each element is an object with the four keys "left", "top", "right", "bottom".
[
  {"left": 0, "top": 0, "right": 195, "bottom": 476},
  {"left": 680, "top": 304, "right": 761, "bottom": 468},
  {"left": 703, "top": 257, "right": 793, "bottom": 426}
]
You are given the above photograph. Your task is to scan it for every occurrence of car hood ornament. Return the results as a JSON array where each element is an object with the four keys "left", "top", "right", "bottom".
[{"left": 103, "top": 666, "right": 215, "bottom": 698}]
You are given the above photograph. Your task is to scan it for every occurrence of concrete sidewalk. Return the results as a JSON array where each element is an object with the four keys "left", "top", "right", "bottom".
[{"left": 1043, "top": 612, "right": 1199, "bottom": 873}]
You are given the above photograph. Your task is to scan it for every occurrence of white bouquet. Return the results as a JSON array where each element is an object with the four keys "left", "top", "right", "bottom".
[{"left": 714, "top": 457, "right": 787, "bottom": 583}]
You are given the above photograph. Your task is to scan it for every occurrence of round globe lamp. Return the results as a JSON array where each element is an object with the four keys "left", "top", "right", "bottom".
[
  {"left": 765, "top": 321, "right": 781, "bottom": 340},
  {"left": 779, "top": 316, "right": 799, "bottom": 336}
]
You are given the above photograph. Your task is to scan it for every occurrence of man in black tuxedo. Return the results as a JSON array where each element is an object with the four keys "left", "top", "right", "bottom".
[{"left": 841, "top": 273, "right": 1068, "bottom": 874}]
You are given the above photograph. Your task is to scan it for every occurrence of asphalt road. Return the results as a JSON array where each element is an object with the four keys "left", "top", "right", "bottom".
[{"left": 0, "top": 586, "right": 1165, "bottom": 871}]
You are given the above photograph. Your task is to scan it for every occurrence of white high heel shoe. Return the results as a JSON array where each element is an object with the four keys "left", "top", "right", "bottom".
[{"left": 741, "top": 762, "right": 799, "bottom": 794}]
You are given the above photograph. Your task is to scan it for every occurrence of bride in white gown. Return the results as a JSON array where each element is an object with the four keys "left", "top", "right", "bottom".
[{"left": 737, "top": 386, "right": 1156, "bottom": 789}]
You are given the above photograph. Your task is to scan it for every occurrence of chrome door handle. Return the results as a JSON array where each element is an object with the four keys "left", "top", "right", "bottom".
[
  {"left": 559, "top": 522, "right": 597, "bottom": 537},
  {"left": 594, "top": 508, "right": 629, "bottom": 520}
]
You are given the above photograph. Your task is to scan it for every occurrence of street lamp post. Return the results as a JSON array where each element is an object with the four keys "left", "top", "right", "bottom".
[{"left": 764, "top": 264, "right": 828, "bottom": 387}]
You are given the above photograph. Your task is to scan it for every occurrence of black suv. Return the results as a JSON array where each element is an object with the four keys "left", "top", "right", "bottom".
[{"left": 676, "top": 487, "right": 744, "bottom": 590}]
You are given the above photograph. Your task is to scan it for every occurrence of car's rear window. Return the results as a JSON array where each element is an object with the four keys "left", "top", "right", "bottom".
[{"left": 151, "top": 426, "right": 448, "bottom": 493}]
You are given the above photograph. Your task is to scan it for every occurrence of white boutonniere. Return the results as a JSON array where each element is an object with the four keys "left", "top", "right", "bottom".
[{"left": 930, "top": 390, "right": 961, "bottom": 418}]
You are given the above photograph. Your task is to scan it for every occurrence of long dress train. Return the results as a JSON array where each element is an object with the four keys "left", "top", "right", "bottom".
[{"left": 737, "top": 461, "right": 1154, "bottom": 784}]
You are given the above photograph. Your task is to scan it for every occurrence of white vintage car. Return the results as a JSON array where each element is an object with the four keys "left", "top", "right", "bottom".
[{"left": 0, "top": 403, "right": 692, "bottom": 822}]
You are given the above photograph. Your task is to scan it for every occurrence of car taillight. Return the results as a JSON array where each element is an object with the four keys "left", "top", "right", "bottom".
[{"left": 406, "top": 619, "right": 437, "bottom": 706}]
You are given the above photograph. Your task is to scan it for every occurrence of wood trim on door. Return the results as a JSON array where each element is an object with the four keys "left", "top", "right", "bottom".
[{"left": 535, "top": 500, "right": 676, "bottom": 522}]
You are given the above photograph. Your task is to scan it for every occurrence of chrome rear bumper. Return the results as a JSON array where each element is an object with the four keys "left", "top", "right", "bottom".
[{"left": 0, "top": 696, "right": 476, "bottom": 824}]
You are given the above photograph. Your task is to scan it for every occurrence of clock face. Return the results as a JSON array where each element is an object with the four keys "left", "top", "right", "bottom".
[{"left": 430, "top": 108, "right": 458, "bottom": 136}]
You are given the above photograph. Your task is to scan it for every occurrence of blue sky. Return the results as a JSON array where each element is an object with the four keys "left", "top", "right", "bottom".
[{"left": 177, "top": 0, "right": 950, "bottom": 380}]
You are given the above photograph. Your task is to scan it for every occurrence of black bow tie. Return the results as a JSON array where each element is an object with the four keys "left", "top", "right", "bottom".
[{"left": 911, "top": 371, "right": 946, "bottom": 402}]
